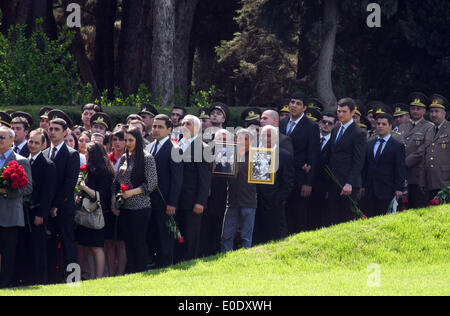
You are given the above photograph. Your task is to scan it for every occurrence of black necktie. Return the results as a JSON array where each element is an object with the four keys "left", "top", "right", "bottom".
[
  {"left": 50, "top": 147, "right": 57, "bottom": 161},
  {"left": 375, "top": 139, "right": 385, "bottom": 159},
  {"left": 434, "top": 127, "right": 439, "bottom": 137},
  {"left": 152, "top": 141, "right": 159, "bottom": 156},
  {"left": 320, "top": 137, "right": 326, "bottom": 149}
]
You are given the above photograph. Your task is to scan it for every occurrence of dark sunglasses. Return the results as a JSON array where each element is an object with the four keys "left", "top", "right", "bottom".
[{"left": 322, "top": 120, "right": 334, "bottom": 126}]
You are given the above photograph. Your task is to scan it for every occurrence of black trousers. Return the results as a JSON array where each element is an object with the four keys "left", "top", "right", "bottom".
[
  {"left": 326, "top": 183, "right": 359, "bottom": 225},
  {"left": 253, "top": 200, "right": 288, "bottom": 245},
  {"left": 120, "top": 208, "right": 151, "bottom": 273},
  {"left": 200, "top": 178, "right": 227, "bottom": 257},
  {"left": 14, "top": 212, "right": 48, "bottom": 286},
  {"left": 308, "top": 187, "right": 328, "bottom": 230},
  {"left": 0, "top": 226, "right": 19, "bottom": 288},
  {"left": 362, "top": 191, "right": 392, "bottom": 218},
  {"left": 47, "top": 209, "right": 77, "bottom": 283},
  {"left": 149, "top": 205, "right": 175, "bottom": 268},
  {"left": 174, "top": 208, "right": 202, "bottom": 263},
  {"left": 408, "top": 184, "right": 429, "bottom": 209},
  {"left": 285, "top": 188, "right": 309, "bottom": 234}
]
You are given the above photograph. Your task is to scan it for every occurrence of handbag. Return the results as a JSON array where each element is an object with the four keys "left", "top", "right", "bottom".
[{"left": 75, "top": 191, "right": 105, "bottom": 230}]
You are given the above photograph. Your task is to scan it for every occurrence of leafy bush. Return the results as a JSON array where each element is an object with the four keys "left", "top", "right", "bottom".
[{"left": 0, "top": 19, "right": 88, "bottom": 106}]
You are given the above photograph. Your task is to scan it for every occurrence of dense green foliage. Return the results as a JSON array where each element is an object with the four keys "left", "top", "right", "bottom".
[{"left": 0, "top": 20, "right": 90, "bottom": 106}]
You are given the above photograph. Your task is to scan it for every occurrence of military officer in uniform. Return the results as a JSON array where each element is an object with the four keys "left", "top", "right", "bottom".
[
  {"left": 398, "top": 92, "right": 434, "bottom": 209},
  {"left": 410, "top": 94, "right": 450, "bottom": 200},
  {"left": 392, "top": 103, "right": 410, "bottom": 132},
  {"left": 305, "top": 108, "right": 323, "bottom": 124}
]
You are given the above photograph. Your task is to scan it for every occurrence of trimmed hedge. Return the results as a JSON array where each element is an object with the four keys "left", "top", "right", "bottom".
[{"left": 1, "top": 105, "right": 273, "bottom": 130}]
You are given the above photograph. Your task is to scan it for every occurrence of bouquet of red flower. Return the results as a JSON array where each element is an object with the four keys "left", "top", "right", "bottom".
[
  {"left": 0, "top": 160, "right": 29, "bottom": 198},
  {"left": 75, "top": 164, "right": 88, "bottom": 205},
  {"left": 115, "top": 184, "right": 131, "bottom": 209},
  {"left": 432, "top": 186, "right": 450, "bottom": 206}
]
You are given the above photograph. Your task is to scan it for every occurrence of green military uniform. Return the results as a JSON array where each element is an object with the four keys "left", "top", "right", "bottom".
[
  {"left": 398, "top": 92, "right": 434, "bottom": 208},
  {"left": 419, "top": 94, "right": 450, "bottom": 197}
]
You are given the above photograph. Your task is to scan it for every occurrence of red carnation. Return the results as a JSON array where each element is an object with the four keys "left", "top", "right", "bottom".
[
  {"left": 177, "top": 237, "right": 185, "bottom": 244},
  {"left": 362, "top": 215, "right": 368, "bottom": 220},
  {"left": 2, "top": 169, "right": 11, "bottom": 179},
  {"left": 80, "top": 164, "right": 87, "bottom": 172},
  {"left": 120, "top": 184, "right": 131, "bottom": 192},
  {"left": 8, "top": 161, "right": 19, "bottom": 168}
]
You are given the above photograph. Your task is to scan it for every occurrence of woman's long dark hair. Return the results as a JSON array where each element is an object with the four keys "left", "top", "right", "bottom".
[
  {"left": 86, "top": 142, "right": 115, "bottom": 177},
  {"left": 125, "top": 127, "right": 145, "bottom": 188}
]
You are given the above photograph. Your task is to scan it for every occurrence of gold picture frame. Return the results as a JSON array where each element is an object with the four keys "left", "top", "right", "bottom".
[{"left": 248, "top": 147, "right": 276, "bottom": 185}]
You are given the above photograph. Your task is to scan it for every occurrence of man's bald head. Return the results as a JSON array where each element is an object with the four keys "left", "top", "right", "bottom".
[{"left": 260, "top": 110, "right": 280, "bottom": 128}]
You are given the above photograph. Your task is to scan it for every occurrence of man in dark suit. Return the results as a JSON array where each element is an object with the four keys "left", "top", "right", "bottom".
[
  {"left": 20, "top": 129, "right": 56, "bottom": 285},
  {"left": 174, "top": 115, "right": 211, "bottom": 262},
  {"left": 42, "top": 112, "right": 80, "bottom": 281},
  {"left": 253, "top": 126, "right": 295, "bottom": 244},
  {"left": 362, "top": 114, "right": 405, "bottom": 217},
  {"left": 279, "top": 91, "right": 321, "bottom": 233},
  {"left": 10, "top": 114, "right": 32, "bottom": 158},
  {"left": 326, "top": 98, "right": 367, "bottom": 225},
  {"left": 148, "top": 114, "right": 183, "bottom": 268},
  {"left": 309, "top": 112, "right": 338, "bottom": 228}
]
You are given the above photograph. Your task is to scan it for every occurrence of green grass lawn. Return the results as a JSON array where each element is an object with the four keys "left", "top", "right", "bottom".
[{"left": 1, "top": 206, "right": 449, "bottom": 296}]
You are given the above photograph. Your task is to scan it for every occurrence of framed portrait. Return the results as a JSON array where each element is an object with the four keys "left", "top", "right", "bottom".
[
  {"left": 248, "top": 147, "right": 276, "bottom": 185},
  {"left": 212, "top": 142, "right": 238, "bottom": 177}
]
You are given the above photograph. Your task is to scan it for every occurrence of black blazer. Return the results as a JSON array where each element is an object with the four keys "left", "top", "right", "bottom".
[
  {"left": 280, "top": 116, "right": 320, "bottom": 187},
  {"left": 177, "top": 137, "right": 212, "bottom": 211},
  {"left": 326, "top": 122, "right": 367, "bottom": 188},
  {"left": 363, "top": 136, "right": 406, "bottom": 200},
  {"left": 313, "top": 136, "right": 332, "bottom": 190},
  {"left": 257, "top": 148, "right": 295, "bottom": 207},
  {"left": 18, "top": 144, "right": 30, "bottom": 159},
  {"left": 29, "top": 153, "right": 56, "bottom": 220},
  {"left": 42, "top": 143, "right": 80, "bottom": 213},
  {"left": 150, "top": 139, "right": 183, "bottom": 210},
  {"left": 279, "top": 133, "right": 294, "bottom": 155}
]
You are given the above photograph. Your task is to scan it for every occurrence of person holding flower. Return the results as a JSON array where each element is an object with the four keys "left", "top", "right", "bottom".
[
  {"left": 0, "top": 126, "right": 33, "bottom": 288},
  {"left": 111, "top": 127, "right": 158, "bottom": 273},
  {"left": 75, "top": 142, "right": 114, "bottom": 279}
]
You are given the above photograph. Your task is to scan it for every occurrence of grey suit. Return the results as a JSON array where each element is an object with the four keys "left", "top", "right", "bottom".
[
  {"left": 0, "top": 152, "right": 33, "bottom": 228},
  {"left": 0, "top": 151, "right": 33, "bottom": 287}
]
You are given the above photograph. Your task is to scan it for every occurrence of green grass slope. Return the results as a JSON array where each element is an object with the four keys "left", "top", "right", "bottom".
[{"left": 2, "top": 206, "right": 449, "bottom": 296}]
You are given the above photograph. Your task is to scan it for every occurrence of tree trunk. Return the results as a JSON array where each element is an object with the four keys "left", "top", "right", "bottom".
[
  {"left": 94, "top": 0, "right": 117, "bottom": 96},
  {"left": 0, "top": 0, "right": 17, "bottom": 34},
  {"left": 317, "top": 0, "right": 338, "bottom": 111},
  {"left": 136, "top": 0, "right": 153, "bottom": 91},
  {"left": 174, "top": 0, "right": 199, "bottom": 107},
  {"left": 15, "top": 0, "right": 32, "bottom": 26},
  {"left": 31, "top": 0, "right": 57, "bottom": 40},
  {"left": 152, "top": 0, "right": 175, "bottom": 107},
  {"left": 61, "top": 0, "right": 100, "bottom": 99}
]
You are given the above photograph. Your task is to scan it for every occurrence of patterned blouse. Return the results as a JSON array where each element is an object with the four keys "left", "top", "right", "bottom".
[{"left": 112, "top": 152, "right": 158, "bottom": 210}]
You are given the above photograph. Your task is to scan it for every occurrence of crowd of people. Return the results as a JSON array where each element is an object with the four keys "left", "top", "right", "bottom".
[{"left": 0, "top": 90, "right": 448, "bottom": 288}]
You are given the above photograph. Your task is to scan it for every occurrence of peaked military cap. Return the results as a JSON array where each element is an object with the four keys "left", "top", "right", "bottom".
[
  {"left": 408, "top": 92, "right": 428, "bottom": 108},
  {"left": 11, "top": 111, "right": 34, "bottom": 127},
  {"left": 428, "top": 94, "right": 449, "bottom": 111},
  {"left": 48, "top": 109, "right": 73, "bottom": 128},
  {"left": 90, "top": 112, "right": 112, "bottom": 131},
  {"left": 0, "top": 112, "right": 12, "bottom": 127}
]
